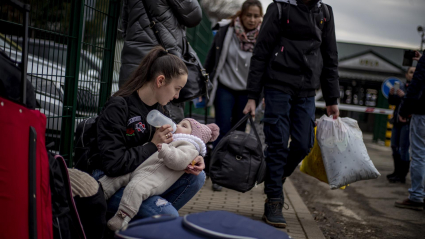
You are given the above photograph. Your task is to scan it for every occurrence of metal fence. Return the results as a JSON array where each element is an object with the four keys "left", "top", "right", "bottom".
[
  {"left": 1, "top": 0, "right": 214, "bottom": 166},
  {"left": 0, "top": 0, "right": 121, "bottom": 166}
]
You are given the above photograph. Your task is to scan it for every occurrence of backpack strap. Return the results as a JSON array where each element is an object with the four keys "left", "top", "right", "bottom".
[
  {"left": 275, "top": 1, "right": 330, "bottom": 23},
  {"left": 276, "top": 1, "right": 283, "bottom": 21},
  {"left": 321, "top": 3, "right": 330, "bottom": 22}
]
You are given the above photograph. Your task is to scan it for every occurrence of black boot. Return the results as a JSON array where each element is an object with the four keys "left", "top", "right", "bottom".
[
  {"left": 389, "top": 158, "right": 410, "bottom": 184},
  {"left": 388, "top": 175, "right": 406, "bottom": 183},
  {"left": 387, "top": 154, "right": 400, "bottom": 179},
  {"left": 262, "top": 197, "right": 287, "bottom": 228}
]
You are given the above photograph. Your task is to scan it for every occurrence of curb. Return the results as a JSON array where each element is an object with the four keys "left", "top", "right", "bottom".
[{"left": 284, "top": 178, "right": 326, "bottom": 239}]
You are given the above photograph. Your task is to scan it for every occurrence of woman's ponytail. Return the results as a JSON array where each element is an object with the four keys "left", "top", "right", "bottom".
[{"left": 113, "top": 46, "right": 188, "bottom": 97}]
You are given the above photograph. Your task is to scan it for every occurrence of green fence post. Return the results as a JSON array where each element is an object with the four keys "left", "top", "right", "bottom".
[
  {"left": 60, "top": 0, "right": 85, "bottom": 166},
  {"left": 373, "top": 90, "right": 389, "bottom": 144},
  {"left": 98, "top": 0, "right": 120, "bottom": 111}
]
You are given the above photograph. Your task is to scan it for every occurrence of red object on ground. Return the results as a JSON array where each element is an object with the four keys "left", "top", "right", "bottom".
[{"left": 0, "top": 97, "right": 53, "bottom": 239}]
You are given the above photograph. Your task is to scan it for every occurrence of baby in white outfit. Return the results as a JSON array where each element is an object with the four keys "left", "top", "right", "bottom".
[{"left": 99, "top": 118, "right": 219, "bottom": 231}]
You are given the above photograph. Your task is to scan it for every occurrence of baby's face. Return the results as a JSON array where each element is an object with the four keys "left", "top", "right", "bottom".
[{"left": 175, "top": 120, "right": 192, "bottom": 134}]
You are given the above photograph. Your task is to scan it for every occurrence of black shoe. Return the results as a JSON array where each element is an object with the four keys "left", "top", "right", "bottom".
[
  {"left": 395, "top": 198, "right": 424, "bottom": 211},
  {"left": 262, "top": 198, "right": 287, "bottom": 228},
  {"left": 386, "top": 172, "right": 396, "bottom": 179},
  {"left": 212, "top": 183, "right": 222, "bottom": 191},
  {"left": 388, "top": 175, "right": 406, "bottom": 184}
]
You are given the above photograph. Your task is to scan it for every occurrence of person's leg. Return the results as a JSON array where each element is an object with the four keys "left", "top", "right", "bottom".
[
  {"left": 106, "top": 171, "right": 205, "bottom": 220},
  {"left": 231, "top": 91, "right": 249, "bottom": 132},
  {"left": 160, "top": 171, "right": 206, "bottom": 210},
  {"left": 398, "top": 124, "right": 411, "bottom": 181},
  {"left": 98, "top": 173, "right": 131, "bottom": 200},
  {"left": 408, "top": 115, "right": 425, "bottom": 203},
  {"left": 107, "top": 189, "right": 179, "bottom": 219},
  {"left": 388, "top": 125, "right": 402, "bottom": 180},
  {"left": 213, "top": 84, "right": 236, "bottom": 147},
  {"left": 263, "top": 89, "right": 291, "bottom": 198},
  {"left": 262, "top": 88, "right": 291, "bottom": 228},
  {"left": 283, "top": 96, "right": 316, "bottom": 178},
  {"left": 212, "top": 84, "right": 236, "bottom": 191}
]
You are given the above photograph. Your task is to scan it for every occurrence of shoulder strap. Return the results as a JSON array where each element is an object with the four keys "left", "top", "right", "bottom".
[
  {"left": 140, "top": 0, "right": 163, "bottom": 46},
  {"left": 322, "top": 3, "right": 330, "bottom": 22},
  {"left": 276, "top": 2, "right": 283, "bottom": 21},
  {"left": 276, "top": 1, "right": 331, "bottom": 23}
]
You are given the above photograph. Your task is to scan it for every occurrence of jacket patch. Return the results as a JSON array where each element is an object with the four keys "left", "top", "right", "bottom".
[
  {"left": 127, "top": 116, "right": 141, "bottom": 126},
  {"left": 135, "top": 122, "right": 146, "bottom": 133},
  {"left": 126, "top": 128, "right": 135, "bottom": 136}
]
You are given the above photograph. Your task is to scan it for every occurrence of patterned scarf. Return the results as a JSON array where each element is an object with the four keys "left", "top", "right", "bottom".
[{"left": 233, "top": 17, "right": 261, "bottom": 52}]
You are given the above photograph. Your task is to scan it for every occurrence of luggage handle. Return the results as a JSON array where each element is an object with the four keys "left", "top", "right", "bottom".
[
  {"left": 209, "top": 113, "right": 266, "bottom": 187},
  {"left": 227, "top": 114, "right": 263, "bottom": 151}
]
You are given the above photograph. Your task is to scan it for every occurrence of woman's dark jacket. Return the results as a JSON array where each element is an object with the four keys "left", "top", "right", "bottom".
[
  {"left": 119, "top": 0, "right": 202, "bottom": 87},
  {"left": 204, "top": 23, "right": 230, "bottom": 84},
  {"left": 246, "top": 0, "right": 340, "bottom": 105},
  {"left": 96, "top": 92, "right": 164, "bottom": 177}
]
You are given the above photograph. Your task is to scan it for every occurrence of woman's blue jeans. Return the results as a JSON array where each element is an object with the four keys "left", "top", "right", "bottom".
[
  {"left": 213, "top": 84, "right": 248, "bottom": 147},
  {"left": 391, "top": 123, "right": 410, "bottom": 162},
  {"left": 93, "top": 170, "right": 205, "bottom": 220}
]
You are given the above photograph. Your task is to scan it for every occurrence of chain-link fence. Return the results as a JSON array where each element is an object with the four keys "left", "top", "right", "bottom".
[{"left": 0, "top": 0, "right": 120, "bottom": 165}]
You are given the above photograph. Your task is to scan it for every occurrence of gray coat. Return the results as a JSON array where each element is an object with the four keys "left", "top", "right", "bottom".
[{"left": 119, "top": 0, "right": 202, "bottom": 87}]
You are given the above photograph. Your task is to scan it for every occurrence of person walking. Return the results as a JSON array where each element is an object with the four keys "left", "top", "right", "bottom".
[
  {"left": 395, "top": 51, "right": 425, "bottom": 211},
  {"left": 204, "top": 0, "right": 263, "bottom": 191},
  {"left": 118, "top": 0, "right": 203, "bottom": 122},
  {"left": 243, "top": 0, "right": 340, "bottom": 228},
  {"left": 387, "top": 66, "right": 416, "bottom": 183}
]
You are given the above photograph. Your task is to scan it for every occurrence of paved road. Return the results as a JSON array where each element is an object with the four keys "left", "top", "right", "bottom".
[{"left": 290, "top": 135, "right": 425, "bottom": 239}]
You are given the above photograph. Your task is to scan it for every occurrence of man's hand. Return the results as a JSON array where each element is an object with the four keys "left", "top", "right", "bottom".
[
  {"left": 326, "top": 105, "right": 339, "bottom": 119},
  {"left": 413, "top": 51, "right": 422, "bottom": 61},
  {"left": 184, "top": 156, "right": 205, "bottom": 176},
  {"left": 390, "top": 88, "right": 395, "bottom": 95},
  {"left": 399, "top": 115, "right": 407, "bottom": 123},
  {"left": 396, "top": 89, "right": 405, "bottom": 98},
  {"left": 243, "top": 99, "right": 256, "bottom": 117}
]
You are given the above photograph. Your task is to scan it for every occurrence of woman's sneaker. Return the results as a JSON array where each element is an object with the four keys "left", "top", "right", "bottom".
[
  {"left": 394, "top": 199, "right": 424, "bottom": 211},
  {"left": 108, "top": 210, "right": 131, "bottom": 231}
]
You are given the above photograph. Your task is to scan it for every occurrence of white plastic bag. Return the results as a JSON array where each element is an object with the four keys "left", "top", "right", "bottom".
[{"left": 316, "top": 115, "right": 380, "bottom": 189}]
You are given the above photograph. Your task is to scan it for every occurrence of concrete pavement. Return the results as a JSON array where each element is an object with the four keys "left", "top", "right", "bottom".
[{"left": 179, "top": 177, "right": 326, "bottom": 239}]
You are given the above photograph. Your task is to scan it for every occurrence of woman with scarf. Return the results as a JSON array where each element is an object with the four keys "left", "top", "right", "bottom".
[{"left": 204, "top": 0, "right": 263, "bottom": 191}]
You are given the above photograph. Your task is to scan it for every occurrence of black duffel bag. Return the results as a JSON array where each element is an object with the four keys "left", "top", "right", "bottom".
[
  {"left": 210, "top": 114, "right": 266, "bottom": 193},
  {"left": 172, "top": 42, "right": 213, "bottom": 103}
]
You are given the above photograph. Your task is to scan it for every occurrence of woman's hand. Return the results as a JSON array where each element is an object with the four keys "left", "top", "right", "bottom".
[
  {"left": 151, "top": 125, "right": 173, "bottom": 145},
  {"left": 185, "top": 156, "right": 205, "bottom": 175}
]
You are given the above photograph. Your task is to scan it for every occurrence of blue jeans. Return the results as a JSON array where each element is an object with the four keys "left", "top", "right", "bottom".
[
  {"left": 93, "top": 169, "right": 205, "bottom": 220},
  {"left": 391, "top": 123, "right": 410, "bottom": 162},
  {"left": 213, "top": 84, "right": 248, "bottom": 147},
  {"left": 408, "top": 114, "right": 425, "bottom": 203},
  {"left": 262, "top": 88, "right": 315, "bottom": 198}
]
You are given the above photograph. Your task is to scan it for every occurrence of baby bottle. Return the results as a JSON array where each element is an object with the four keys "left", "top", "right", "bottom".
[{"left": 147, "top": 110, "right": 177, "bottom": 133}]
